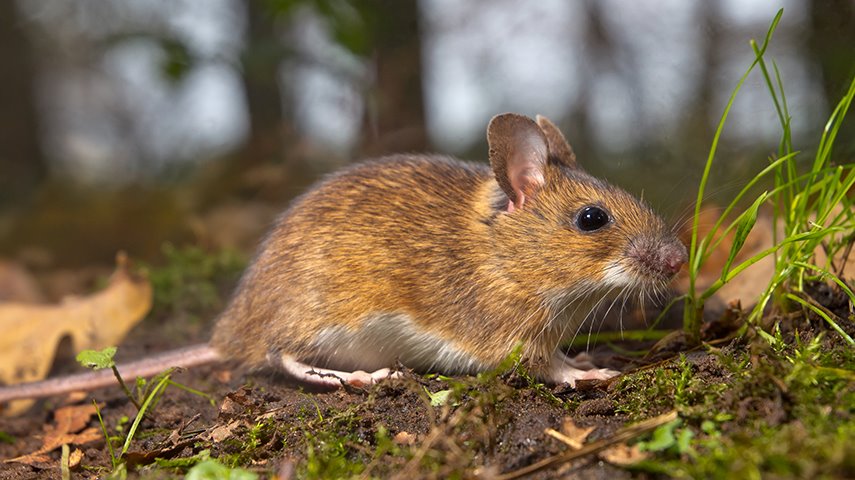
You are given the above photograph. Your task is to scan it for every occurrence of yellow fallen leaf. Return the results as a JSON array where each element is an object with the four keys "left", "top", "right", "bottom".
[
  {"left": 68, "top": 448, "right": 84, "bottom": 469},
  {"left": 0, "top": 254, "right": 151, "bottom": 414},
  {"left": 676, "top": 204, "right": 853, "bottom": 306},
  {"left": 544, "top": 417, "right": 595, "bottom": 455}
]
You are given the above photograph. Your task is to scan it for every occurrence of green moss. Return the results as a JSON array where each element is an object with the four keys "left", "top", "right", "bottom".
[
  {"left": 612, "top": 367, "right": 681, "bottom": 420},
  {"left": 627, "top": 329, "right": 855, "bottom": 478},
  {"left": 143, "top": 243, "right": 246, "bottom": 319}
]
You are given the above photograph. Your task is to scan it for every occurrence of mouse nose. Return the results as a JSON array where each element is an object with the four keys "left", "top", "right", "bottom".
[
  {"left": 660, "top": 241, "right": 688, "bottom": 276},
  {"left": 628, "top": 237, "right": 688, "bottom": 279}
]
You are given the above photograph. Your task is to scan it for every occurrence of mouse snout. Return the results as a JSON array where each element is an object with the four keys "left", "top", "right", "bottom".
[
  {"left": 628, "top": 237, "right": 688, "bottom": 280},
  {"left": 659, "top": 240, "right": 688, "bottom": 276}
]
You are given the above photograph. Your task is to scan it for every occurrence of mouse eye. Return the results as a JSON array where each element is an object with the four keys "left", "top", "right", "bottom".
[{"left": 576, "top": 206, "right": 611, "bottom": 232}]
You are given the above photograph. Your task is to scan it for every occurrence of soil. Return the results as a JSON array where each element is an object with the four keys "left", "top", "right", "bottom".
[{"left": 0, "top": 272, "right": 852, "bottom": 479}]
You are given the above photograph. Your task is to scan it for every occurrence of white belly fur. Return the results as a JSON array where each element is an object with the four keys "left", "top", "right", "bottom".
[{"left": 310, "top": 313, "right": 485, "bottom": 374}]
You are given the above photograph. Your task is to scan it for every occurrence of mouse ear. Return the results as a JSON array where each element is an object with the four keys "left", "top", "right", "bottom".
[
  {"left": 487, "top": 113, "right": 549, "bottom": 212},
  {"left": 535, "top": 115, "right": 577, "bottom": 169}
]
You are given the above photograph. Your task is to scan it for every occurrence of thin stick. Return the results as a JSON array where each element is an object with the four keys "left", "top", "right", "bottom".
[{"left": 494, "top": 411, "right": 678, "bottom": 480}]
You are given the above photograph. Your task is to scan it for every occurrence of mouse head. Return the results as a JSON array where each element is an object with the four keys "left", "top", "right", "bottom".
[{"left": 486, "top": 113, "right": 687, "bottom": 302}]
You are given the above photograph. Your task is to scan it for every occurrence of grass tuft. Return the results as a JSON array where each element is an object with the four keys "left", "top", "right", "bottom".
[{"left": 683, "top": 7, "right": 855, "bottom": 344}]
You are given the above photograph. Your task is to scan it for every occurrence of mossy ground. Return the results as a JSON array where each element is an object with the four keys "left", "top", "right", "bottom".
[{"left": 0, "top": 247, "right": 853, "bottom": 479}]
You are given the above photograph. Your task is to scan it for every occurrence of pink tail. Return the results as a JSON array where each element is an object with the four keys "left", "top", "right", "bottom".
[{"left": 0, "top": 344, "right": 220, "bottom": 404}]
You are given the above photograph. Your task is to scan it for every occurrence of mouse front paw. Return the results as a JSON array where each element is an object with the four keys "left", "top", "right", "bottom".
[
  {"left": 550, "top": 366, "right": 619, "bottom": 386},
  {"left": 548, "top": 350, "right": 620, "bottom": 387}
]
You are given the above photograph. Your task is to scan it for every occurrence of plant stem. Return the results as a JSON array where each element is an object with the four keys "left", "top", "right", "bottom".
[{"left": 111, "top": 365, "right": 141, "bottom": 410}]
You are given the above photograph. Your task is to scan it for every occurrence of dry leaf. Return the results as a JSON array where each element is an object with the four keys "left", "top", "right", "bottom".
[
  {"left": 68, "top": 448, "right": 84, "bottom": 469},
  {"left": 393, "top": 431, "right": 416, "bottom": 445},
  {"left": 0, "top": 254, "right": 151, "bottom": 411},
  {"left": 210, "top": 420, "right": 243, "bottom": 443},
  {"left": 7, "top": 427, "right": 102, "bottom": 466},
  {"left": 545, "top": 417, "right": 595, "bottom": 456},
  {"left": 5, "top": 403, "right": 102, "bottom": 465},
  {"left": 675, "top": 206, "right": 777, "bottom": 304},
  {"left": 53, "top": 404, "right": 100, "bottom": 434},
  {"left": 559, "top": 417, "right": 594, "bottom": 448},
  {"left": 599, "top": 443, "right": 648, "bottom": 465},
  {"left": 676, "top": 203, "right": 853, "bottom": 306}
]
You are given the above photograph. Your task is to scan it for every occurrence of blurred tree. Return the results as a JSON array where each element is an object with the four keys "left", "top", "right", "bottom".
[
  {"left": 231, "top": 0, "right": 427, "bottom": 163},
  {"left": 0, "top": 1, "right": 47, "bottom": 205},
  {"left": 678, "top": 1, "right": 719, "bottom": 157},
  {"left": 196, "top": 0, "right": 294, "bottom": 205},
  {"left": 808, "top": 0, "right": 855, "bottom": 153},
  {"left": 562, "top": 1, "right": 611, "bottom": 162},
  {"left": 240, "top": 0, "right": 289, "bottom": 167},
  {"left": 357, "top": 0, "right": 427, "bottom": 155}
]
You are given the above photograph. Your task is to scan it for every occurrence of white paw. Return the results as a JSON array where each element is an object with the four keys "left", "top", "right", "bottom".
[
  {"left": 549, "top": 351, "right": 620, "bottom": 387},
  {"left": 342, "top": 368, "right": 400, "bottom": 387}
]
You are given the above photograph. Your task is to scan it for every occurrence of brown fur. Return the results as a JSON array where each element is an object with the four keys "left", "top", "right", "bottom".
[{"left": 212, "top": 114, "right": 681, "bottom": 380}]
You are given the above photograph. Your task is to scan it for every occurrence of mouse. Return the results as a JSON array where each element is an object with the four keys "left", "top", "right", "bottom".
[{"left": 0, "top": 113, "right": 687, "bottom": 404}]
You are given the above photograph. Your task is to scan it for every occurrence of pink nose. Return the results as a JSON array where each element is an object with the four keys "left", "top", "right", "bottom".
[{"left": 660, "top": 242, "right": 688, "bottom": 275}]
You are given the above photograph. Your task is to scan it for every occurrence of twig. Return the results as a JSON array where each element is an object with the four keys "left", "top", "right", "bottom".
[
  {"left": 544, "top": 428, "right": 585, "bottom": 449},
  {"left": 494, "top": 411, "right": 678, "bottom": 480}
]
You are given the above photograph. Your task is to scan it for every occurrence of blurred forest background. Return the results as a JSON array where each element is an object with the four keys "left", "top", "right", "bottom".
[{"left": 0, "top": 0, "right": 853, "bottom": 276}]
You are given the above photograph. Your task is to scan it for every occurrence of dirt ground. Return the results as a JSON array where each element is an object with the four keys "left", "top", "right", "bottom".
[{"left": 0, "top": 265, "right": 853, "bottom": 479}]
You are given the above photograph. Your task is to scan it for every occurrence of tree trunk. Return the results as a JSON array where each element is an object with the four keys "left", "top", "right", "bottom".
[
  {"left": 239, "top": 0, "right": 287, "bottom": 166},
  {"left": 359, "top": 0, "right": 427, "bottom": 155},
  {"left": 0, "top": 1, "right": 47, "bottom": 204},
  {"left": 808, "top": 0, "right": 855, "bottom": 152}
]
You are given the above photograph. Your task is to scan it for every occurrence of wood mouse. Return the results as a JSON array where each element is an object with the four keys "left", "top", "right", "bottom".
[{"left": 0, "top": 113, "right": 687, "bottom": 403}]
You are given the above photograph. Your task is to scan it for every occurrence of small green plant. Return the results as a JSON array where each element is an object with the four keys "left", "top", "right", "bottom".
[
  {"left": 76, "top": 347, "right": 141, "bottom": 409},
  {"left": 77, "top": 346, "right": 213, "bottom": 409},
  {"left": 636, "top": 418, "right": 694, "bottom": 457},
  {"left": 683, "top": 8, "right": 855, "bottom": 343},
  {"left": 185, "top": 458, "right": 258, "bottom": 480},
  {"left": 424, "top": 386, "right": 453, "bottom": 407},
  {"left": 154, "top": 449, "right": 214, "bottom": 469},
  {"left": 78, "top": 346, "right": 214, "bottom": 473}
]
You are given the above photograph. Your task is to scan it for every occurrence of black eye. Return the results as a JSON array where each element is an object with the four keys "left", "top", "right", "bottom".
[{"left": 576, "top": 206, "right": 611, "bottom": 232}]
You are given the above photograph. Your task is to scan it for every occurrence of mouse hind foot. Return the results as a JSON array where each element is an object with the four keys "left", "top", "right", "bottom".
[{"left": 276, "top": 354, "right": 400, "bottom": 389}]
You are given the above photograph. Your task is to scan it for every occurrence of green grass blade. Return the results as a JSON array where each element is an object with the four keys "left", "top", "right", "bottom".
[
  {"left": 121, "top": 374, "right": 171, "bottom": 456},
  {"left": 93, "top": 399, "right": 119, "bottom": 468},
  {"left": 689, "top": 9, "right": 784, "bottom": 273},
  {"left": 785, "top": 293, "right": 854, "bottom": 346},
  {"left": 721, "top": 192, "right": 768, "bottom": 281},
  {"left": 792, "top": 261, "right": 855, "bottom": 306},
  {"left": 816, "top": 77, "right": 855, "bottom": 171},
  {"left": 684, "top": 9, "right": 783, "bottom": 339},
  {"left": 701, "top": 226, "right": 845, "bottom": 301},
  {"left": 699, "top": 153, "right": 795, "bottom": 261}
]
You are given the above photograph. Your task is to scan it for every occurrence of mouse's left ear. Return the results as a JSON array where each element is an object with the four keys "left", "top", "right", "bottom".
[{"left": 488, "top": 113, "right": 549, "bottom": 212}]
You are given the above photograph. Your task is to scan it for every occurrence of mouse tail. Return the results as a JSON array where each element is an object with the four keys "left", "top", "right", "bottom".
[{"left": 0, "top": 343, "right": 221, "bottom": 404}]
